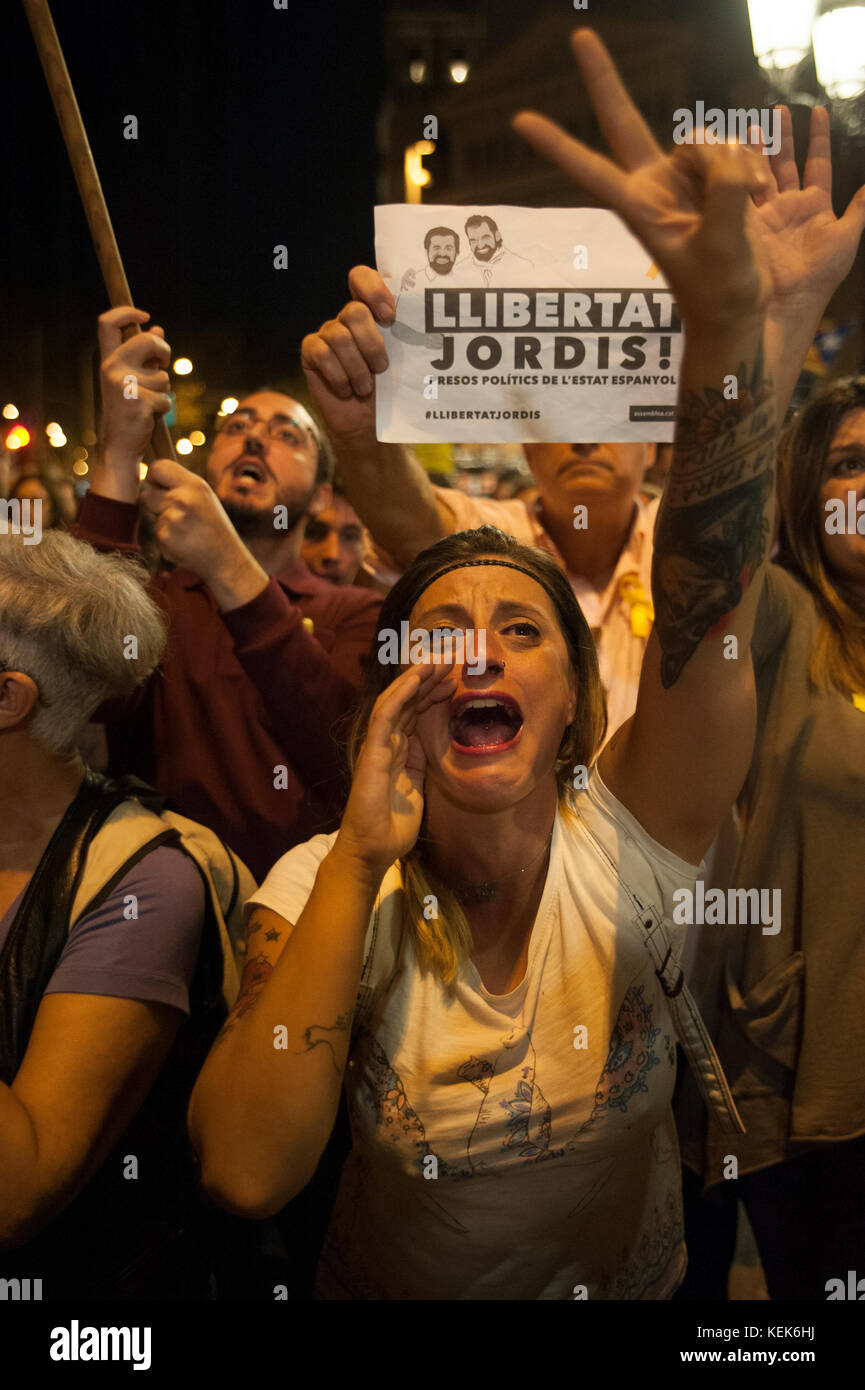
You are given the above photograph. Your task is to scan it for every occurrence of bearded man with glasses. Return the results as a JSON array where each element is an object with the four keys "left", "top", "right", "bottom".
[{"left": 72, "top": 306, "right": 382, "bottom": 880}]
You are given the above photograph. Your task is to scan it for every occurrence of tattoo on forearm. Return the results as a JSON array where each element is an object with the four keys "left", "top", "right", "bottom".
[
  {"left": 652, "top": 348, "right": 775, "bottom": 687},
  {"left": 212, "top": 953, "right": 273, "bottom": 1048},
  {"left": 295, "top": 1010, "right": 354, "bottom": 1075}
]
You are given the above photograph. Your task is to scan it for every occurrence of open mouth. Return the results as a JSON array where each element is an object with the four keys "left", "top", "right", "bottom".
[
  {"left": 232, "top": 458, "right": 268, "bottom": 484},
  {"left": 448, "top": 692, "right": 523, "bottom": 754}
]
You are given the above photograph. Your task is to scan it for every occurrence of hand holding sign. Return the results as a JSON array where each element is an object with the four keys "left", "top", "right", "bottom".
[
  {"left": 512, "top": 30, "right": 773, "bottom": 334},
  {"left": 301, "top": 267, "right": 395, "bottom": 446}
]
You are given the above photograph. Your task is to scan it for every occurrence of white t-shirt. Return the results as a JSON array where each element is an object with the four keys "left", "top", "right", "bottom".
[{"left": 249, "top": 769, "right": 701, "bottom": 1300}]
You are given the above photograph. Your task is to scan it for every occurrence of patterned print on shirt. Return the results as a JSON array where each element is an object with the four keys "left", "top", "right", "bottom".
[
  {"left": 359, "top": 987, "right": 665, "bottom": 1194},
  {"left": 361, "top": 1033, "right": 434, "bottom": 1164},
  {"left": 589, "top": 983, "right": 662, "bottom": 1118},
  {"left": 594, "top": 1189, "right": 684, "bottom": 1299},
  {"left": 457, "top": 1030, "right": 565, "bottom": 1169},
  {"left": 500, "top": 1067, "right": 558, "bottom": 1161}
]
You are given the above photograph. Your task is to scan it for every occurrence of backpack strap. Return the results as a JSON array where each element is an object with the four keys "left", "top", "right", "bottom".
[
  {"left": 628, "top": 897, "right": 745, "bottom": 1135},
  {"left": 576, "top": 808, "right": 745, "bottom": 1136},
  {"left": 157, "top": 811, "right": 248, "bottom": 1006},
  {"left": 70, "top": 801, "right": 246, "bottom": 1008},
  {"left": 0, "top": 770, "right": 141, "bottom": 1083}
]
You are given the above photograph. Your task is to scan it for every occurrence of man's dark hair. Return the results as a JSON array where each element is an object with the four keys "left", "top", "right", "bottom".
[
  {"left": 424, "top": 226, "right": 460, "bottom": 255},
  {"left": 304, "top": 407, "right": 333, "bottom": 487},
  {"left": 216, "top": 387, "right": 333, "bottom": 486},
  {"left": 465, "top": 214, "right": 500, "bottom": 238}
]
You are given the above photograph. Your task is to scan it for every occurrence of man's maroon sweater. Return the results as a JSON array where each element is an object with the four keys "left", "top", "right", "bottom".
[{"left": 74, "top": 491, "right": 381, "bottom": 880}]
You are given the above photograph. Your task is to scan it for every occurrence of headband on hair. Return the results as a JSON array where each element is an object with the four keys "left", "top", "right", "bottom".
[{"left": 414, "top": 557, "right": 561, "bottom": 606}]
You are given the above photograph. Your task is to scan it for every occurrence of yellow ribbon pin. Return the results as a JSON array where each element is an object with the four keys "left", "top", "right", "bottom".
[{"left": 618, "top": 572, "right": 654, "bottom": 638}]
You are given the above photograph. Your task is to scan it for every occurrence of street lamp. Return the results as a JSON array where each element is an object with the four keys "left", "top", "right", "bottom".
[
  {"left": 813, "top": 1, "right": 865, "bottom": 98},
  {"left": 747, "top": 0, "right": 819, "bottom": 72},
  {"left": 747, "top": 0, "right": 865, "bottom": 127},
  {"left": 404, "top": 139, "right": 435, "bottom": 204},
  {"left": 408, "top": 53, "right": 427, "bottom": 85}
]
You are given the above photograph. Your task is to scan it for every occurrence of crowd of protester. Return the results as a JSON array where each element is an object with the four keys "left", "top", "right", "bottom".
[{"left": 1, "top": 29, "right": 864, "bottom": 1301}]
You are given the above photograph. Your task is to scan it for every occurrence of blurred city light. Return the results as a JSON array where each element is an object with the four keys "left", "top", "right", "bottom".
[
  {"left": 219, "top": 396, "right": 239, "bottom": 415},
  {"left": 6, "top": 425, "right": 31, "bottom": 449},
  {"left": 139, "top": 462, "right": 148, "bottom": 480},
  {"left": 72, "top": 459, "right": 89, "bottom": 476},
  {"left": 408, "top": 55, "right": 427, "bottom": 84},
  {"left": 2, "top": 403, "right": 19, "bottom": 420},
  {"left": 48, "top": 431, "right": 67, "bottom": 447},
  {"left": 176, "top": 437, "right": 194, "bottom": 455},
  {"left": 173, "top": 357, "right": 194, "bottom": 375},
  {"left": 449, "top": 55, "right": 470, "bottom": 84},
  {"left": 72, "top": 446, "right": 88, "bottom": 461},
  {"left": 404, "top": 139, "right": 435, "bottom": 203},
  {"left": 190, "top": 430, "right": 206, "bottom": 446},
  {"left": 46, "top": 421, "right": 63, "bottom": 437}
]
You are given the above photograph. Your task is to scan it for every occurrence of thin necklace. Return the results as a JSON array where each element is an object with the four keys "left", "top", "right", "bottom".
[{"left": 423, "top": 828, "right": 554, "bottom": 907}]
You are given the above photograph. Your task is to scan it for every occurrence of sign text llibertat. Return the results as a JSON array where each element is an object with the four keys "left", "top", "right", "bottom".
[{"left": 374, "top": 204, "right": 683, "bottom": 444}]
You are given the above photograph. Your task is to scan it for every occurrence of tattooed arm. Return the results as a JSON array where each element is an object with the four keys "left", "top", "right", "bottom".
[
  {"left": 188, "top": 661, "right": 452, "bottom": 1218},
  {"left": 599, "top": 320, "right": 776, "bottom": 861},
  {"left": 187, "top": 859, "right": 379, "bottom": 1217},
  {"left": 514, "top": 30, "right": 777, "bottom": 861}
]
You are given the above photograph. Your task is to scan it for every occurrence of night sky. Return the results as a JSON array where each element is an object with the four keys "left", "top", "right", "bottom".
[
  {"left": 0, "top": 0, "right": 385, "bottom": 441},
  {"left": 1, "top": 0, "right": 854, "bottom": 453}
]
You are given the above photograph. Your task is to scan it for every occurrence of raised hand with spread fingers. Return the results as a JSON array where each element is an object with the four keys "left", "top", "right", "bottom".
[{"left": 514, "top": 29, "right": 778, "bottom": 864}]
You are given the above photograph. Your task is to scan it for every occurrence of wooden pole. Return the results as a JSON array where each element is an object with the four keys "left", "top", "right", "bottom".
[{"left": 22, "top": 0, "right": 175, "bottom": 461}]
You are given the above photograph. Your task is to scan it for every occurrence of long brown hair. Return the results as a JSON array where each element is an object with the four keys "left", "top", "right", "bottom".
[
  {"left": 347, "top": 526, "right": 607, "bottom": 984},
  {"left": 776, "top": 376, "right": 865, "bottom": 695}
]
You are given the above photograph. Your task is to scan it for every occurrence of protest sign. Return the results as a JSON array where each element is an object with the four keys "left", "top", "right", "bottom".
[{"left": 374, "top": 205, "right": 683, "bottom": 444}]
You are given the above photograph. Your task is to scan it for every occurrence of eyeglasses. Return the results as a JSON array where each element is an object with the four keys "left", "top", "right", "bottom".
[{"left": 217, "top": 410, "right": 308, "bottom": 447}]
